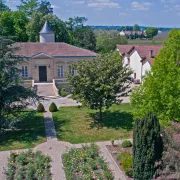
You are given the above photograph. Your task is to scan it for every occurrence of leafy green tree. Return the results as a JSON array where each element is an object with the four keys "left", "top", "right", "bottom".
[
  {"left": 68, "top": 51, "right": 132, "bottom": 121},
  {"left": 145, "top": 27, "right": 158, "bottom": 38},
  {"left": 37, "top": 0, "right": 53, "bottom": 16},
  {"left": 0, "top": 0, "right": 9, "bottom": 12},
  {"left": 133, "top": 112, "right": 163, "bottom": 180},
  {"left": 131, "top": 29, "right": 180, "bottom": 122},
  {"left": 66, "top": 17, "right": 96, "bottom": 51},
  {"left": 18, "top": 0, "right": 39, "bottom": 17},
  {"left": 0, "top": 37, "right": 38, "bottom": 133},
  {"left": 0, "top": 11, "right": 28, "bottom": 41},
  {"left": 74, "top": 26, "right": 96, "bottom": 51},
  {"left": 26, "top": 13, "right": 70, "bottom": 42},
  {"left": 96, "top": 31, "right": 128, "bottom": 53},
  {"left": 133, "top": 24, "right": 140, "bottom": 31}
]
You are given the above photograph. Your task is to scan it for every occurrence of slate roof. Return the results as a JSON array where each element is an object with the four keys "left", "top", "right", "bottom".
[
  {"left": 15, "top": 42, "right": 97, "bottom": 57},
  {"left": 116, "top": 44, "right": 162, "bottom": 58},
  {"left": 40, "top": 21, "right": 54, "bottom": 34}
]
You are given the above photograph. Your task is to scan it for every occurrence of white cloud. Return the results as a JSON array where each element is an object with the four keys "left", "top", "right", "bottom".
[
  {"left": 119, "top": 12, "right": 128, "bottom": 16},
  {"left": 88, "top": 0, "right": 120, "bottom": 9},
  {"left": 73, "top": 1, "right": 85, "bottom": 4},
  {"left": 174, "top": 5, "right": 180, "bottom": 10},
  {"left": 131, "top": 2, "right": 152, "bottom": 11},
  {"left": 51, "top": 5, "right": 60, "bottom": 9}
]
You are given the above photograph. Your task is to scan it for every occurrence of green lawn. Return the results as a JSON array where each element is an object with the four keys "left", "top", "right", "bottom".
[
  {"left": 53, "top": 104, "right": 134, "bottom": 144},
  {"left": 0, "top": 111, "right": 46, "bottom": 151}
]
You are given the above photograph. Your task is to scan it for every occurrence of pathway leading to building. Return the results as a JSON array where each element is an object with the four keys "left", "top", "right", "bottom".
[{"left": 0, "top": 109, "right": 129, "bottom": 180}]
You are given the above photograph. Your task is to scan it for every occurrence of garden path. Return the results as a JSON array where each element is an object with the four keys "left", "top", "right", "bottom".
[{"left": 0, "top": 109, "right": 131, "bottom": 180}]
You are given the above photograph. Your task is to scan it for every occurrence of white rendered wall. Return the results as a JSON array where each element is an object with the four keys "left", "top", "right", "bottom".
[
  {"left": 40, "top": 34, "right": 55, "bottom": 43},
  {"left": 142, "top": 60, "right": 151, "bottom": 77},
  {"left": 129, "top": 51, "right": 142, "bottom": 80}
]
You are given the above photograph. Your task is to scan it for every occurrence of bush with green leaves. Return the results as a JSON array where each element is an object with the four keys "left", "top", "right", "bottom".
[
  {"left": 121, "top": 140, "right": 132, "bottom": 148},
  {"left": 49, "top": 102, "right": 58, "bottom": 112},
  {"left": 5, "top": 150, "right": 51, "bottom": 180},
  {"left": 62, "top": 143, "right": 114, "bottom": 180},
  {"left": 59, "top": 88, "right": 67, "bottom": 97},
  {"left": 117, "top": 152, "right": 133, "bottom": 177},
  {"left": 133, "top": 112, "right": 163, "bottom": 180},
  {"left": 37, "top": 103, "right": 45, "bottom": 112}
]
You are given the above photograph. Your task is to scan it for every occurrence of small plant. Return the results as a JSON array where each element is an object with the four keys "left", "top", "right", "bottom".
[
  {"left": 117, "top": 152, "right": 133, "bottom": 177},
  {"left": 49, "top": 102, "right": 58, "bottom": 112},
  {"left": 126, "top": 168, "right": 134, "bottom": 177},
  {"left": 37, "top": 103, "right": 45, "bottom": 112},
  {"left": 59, "top": 88, "right": 67, "bottom": 97},
  {"left": 5, "top": 151, "right": 51, "bottom": 180},
  {"left": 111, "top": 139, "right": 115, "bottom": 146},
  {"left": 62, "top": 143, "right": 114, "bottom": 180},
  {"left": 121, "top": 140, "right": 132, "bottom": 148}
]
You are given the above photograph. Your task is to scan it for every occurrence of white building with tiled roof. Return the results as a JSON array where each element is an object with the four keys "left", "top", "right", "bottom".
[
  {"left": 116, "top": 45, "right": 162, "bottom": 82},
  {"left": 16, "top": 21, "right": 97, "bottom": 90}
]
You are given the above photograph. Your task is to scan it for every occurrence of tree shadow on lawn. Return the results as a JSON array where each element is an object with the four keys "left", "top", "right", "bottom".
[
  {"left": 0, "top": 111, "right": 46, "bottom": 150},
  {"left": 89, "top": 110, "right": 133, "bottom": 131},
  {"left": 53, "top": 116, "right": 73, "bottom": 140}
]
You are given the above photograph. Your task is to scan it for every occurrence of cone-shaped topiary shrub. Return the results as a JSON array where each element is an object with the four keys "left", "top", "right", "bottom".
[
  {"left": 49, "top": 102, "right": 58, "bottom": 112},
  {"left": 133, "top": 112, "right": 163, "bottom": 180},
  {"left": 37, "top": 103, "right": 45, "bottom": 112}
]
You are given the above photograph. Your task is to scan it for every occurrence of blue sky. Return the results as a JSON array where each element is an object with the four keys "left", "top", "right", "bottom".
[{"left": 5, "top": 0, "right": 180, "bottom": 27}]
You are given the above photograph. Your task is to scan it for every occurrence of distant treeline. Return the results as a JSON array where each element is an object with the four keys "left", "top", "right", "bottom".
[{"left": 90, "top": 26, "right": 179, "bottom": 31}]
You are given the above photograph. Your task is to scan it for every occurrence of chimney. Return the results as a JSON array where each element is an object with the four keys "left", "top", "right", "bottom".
[{"left": 149, "top": 50, "right": 153, "bottom": 58}]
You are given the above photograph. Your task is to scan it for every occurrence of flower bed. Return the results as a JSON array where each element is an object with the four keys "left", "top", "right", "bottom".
[
  {"left": 106, "top": 141, "right": 134, "bottom": 180},
  {"left": 5, "top": 150, "right": 51, "bottom": 180},
  {"left": 62, "top": 143, "right": 114, "bottom": 180}
]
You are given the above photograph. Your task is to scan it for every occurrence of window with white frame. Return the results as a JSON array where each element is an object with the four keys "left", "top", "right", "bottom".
[
  {"left": 22, "top": 66, "right": 28, "bottom": 77},
  {"left": 58, "top": 65, "right": 64, "bottom": 77},
  {"left": 69, "top": 65, "right": 75, "bottom": 76}
]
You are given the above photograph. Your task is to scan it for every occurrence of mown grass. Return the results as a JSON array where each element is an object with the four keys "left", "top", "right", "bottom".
[
  {"left": 53, "top": 104, "right": 134, "bottom": 144},
  {"left": 0, "top": 111, "right": 46, "bottom": 151}
]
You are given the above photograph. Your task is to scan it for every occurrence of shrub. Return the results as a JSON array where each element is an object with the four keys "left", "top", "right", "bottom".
[
  {"left": 133, "top": 112, "right": 163, "bottom": 180},
  {"left": 121, "top": 153, "right": 133, "bottom": 172},
  {"left": 121, "top": 140, "right": 132, "bottom": 148},
  {"left": 49, "top": 102, "right": 58, "bottom": 112},
  {"left": 117, "top": 152, "right": 133, "bottom": 176},
  {"left": 59, "top": 88, "right": 67, "bottom": 97},
  {"left": 37, "top": 103, "right": 45, "bottom": 112},
  {"left": 126, "top": 168, "right": 134, "bottom": 177}
]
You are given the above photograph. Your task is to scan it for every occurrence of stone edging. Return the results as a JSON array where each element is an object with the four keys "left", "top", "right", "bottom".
[{"left": 105, "top": 145, "right": 127, "bottom": 180}]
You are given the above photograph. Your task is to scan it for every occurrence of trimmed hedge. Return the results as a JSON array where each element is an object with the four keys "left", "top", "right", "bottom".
[
  {"left": 49, "top": 102, "right": 58, "bottom": 112},
  {"left": 59, "top": 88, "right": 67, "bottom": 97},
  {"left": 37, "top": 103, "right": 45, "bottom": 112},
  {"left": 121, "top": 140, "right": 132, "bottom": 148}
]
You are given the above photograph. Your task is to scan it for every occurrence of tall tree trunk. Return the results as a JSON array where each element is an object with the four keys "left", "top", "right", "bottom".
[{"left": 99, "top": 106, "right": 102, "bottom": 121}]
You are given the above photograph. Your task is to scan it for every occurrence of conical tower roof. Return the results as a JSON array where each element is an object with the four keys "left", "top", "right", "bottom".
[{"left": 40, "top": 21, "right": 54, "bottom": 34}]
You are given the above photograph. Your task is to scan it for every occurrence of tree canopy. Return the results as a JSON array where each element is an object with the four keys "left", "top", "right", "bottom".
[
  {"left": 26, "top": 13, "right": 70, "bottom": 42},
  {"left": 0, "top": 0, "right": 9, "bottom": 12},
  {"left": 0, "top": 37, "right": 38, "bottom": 133},
  {"left": 0, "top": 11, "right": 28, "bottom": 41},
  {"left": 66, "top": 17, "right": 96, "bottom": 51},
  {"left": 131, "top": 29, "right": 180, "bottom": 122},
  {"left": 133, "top": 24, "right": 140, "bottom": 31},
  {"left": 96, "top": 31, "right": 128, "bottom": 53},
  {"left": 68, "top": 51, "right": 132, "bottom": 120},
  {"left": 145, "top": 27, "right": 158, "bottom": 38}
]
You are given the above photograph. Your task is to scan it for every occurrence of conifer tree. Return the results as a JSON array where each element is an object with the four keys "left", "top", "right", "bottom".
[{"left": 133, "top": 112, "right": 163, "bottom": 180}]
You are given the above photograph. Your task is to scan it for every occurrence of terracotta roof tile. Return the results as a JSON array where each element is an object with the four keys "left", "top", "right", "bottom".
[
  {"left": 116, "top": 44, "right": 162, "bottom": 58},
  {"left": 15, "top": 42, "right": 97, "bottom": 57}
]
